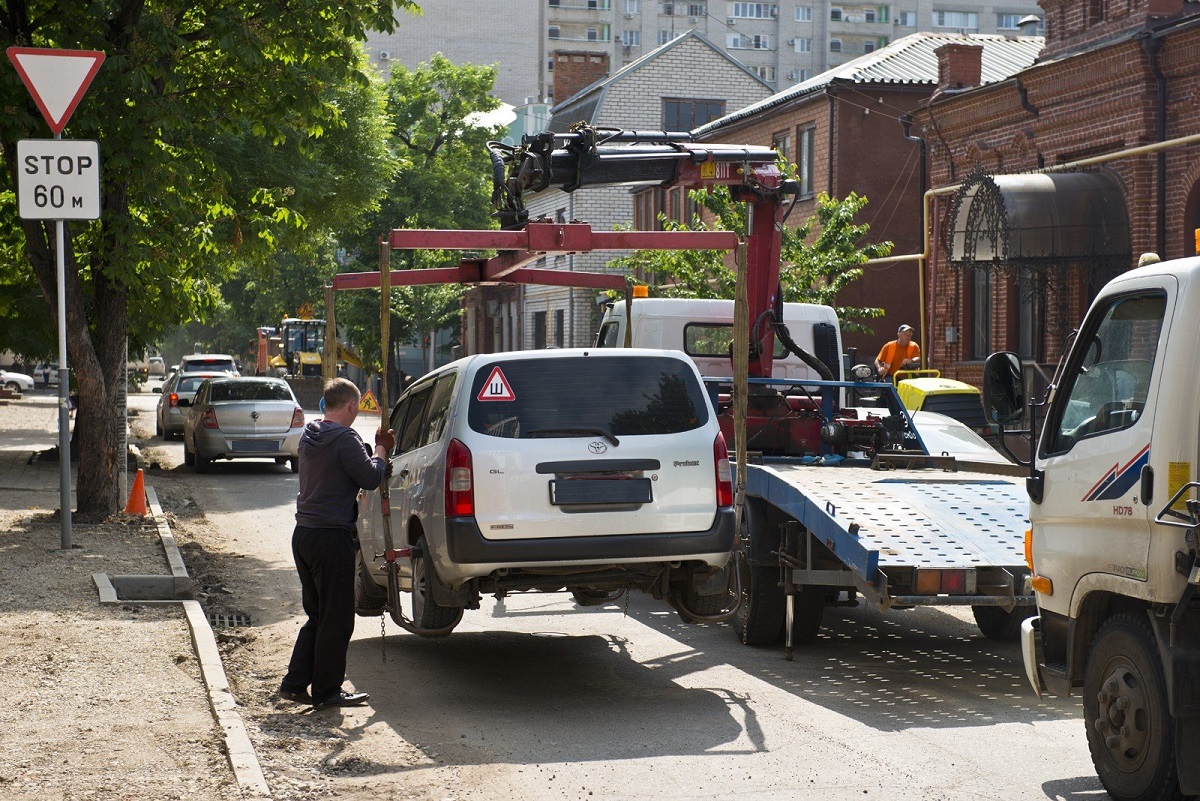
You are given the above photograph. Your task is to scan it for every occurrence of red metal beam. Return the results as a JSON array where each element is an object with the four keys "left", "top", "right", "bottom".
[
  {"left": 387, "top": 223, "right": 739, "bottom": 254},
  {"left": 498, "top": 267, "right": 626, "bottom": 290}
]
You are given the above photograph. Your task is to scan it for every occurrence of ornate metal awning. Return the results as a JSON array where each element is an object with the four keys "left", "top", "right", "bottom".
[{"left": 945, "top": 169, "right": 1131, "bottom": 274}]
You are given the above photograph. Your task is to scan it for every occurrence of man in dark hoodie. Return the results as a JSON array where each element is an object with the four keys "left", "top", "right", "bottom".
[{"left": 279, "top": 378, "right": 394, "bottom": 710}]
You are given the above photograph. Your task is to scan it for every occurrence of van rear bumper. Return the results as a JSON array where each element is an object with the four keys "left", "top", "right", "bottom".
[{"left": 445, "top": 508, "right": 736, "bottom": 565}]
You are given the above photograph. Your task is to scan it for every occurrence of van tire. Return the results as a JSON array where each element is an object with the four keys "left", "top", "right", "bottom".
[
  {"left": 731, "top": 499, "right": 786, "bottom": 645},
  {"left": 183, "top": 442, "right": 195, "bottom": 467},
  {"left": 354, "top": 553, "right": 387, "bottom": 617},
  {"left": 410, "top": 536, "right": 462, "bottom": 635}
]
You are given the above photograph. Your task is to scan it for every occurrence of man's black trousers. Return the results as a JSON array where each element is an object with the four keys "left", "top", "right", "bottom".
[{"left": 281, "top": 525, "right": 358, "bottom": 703}]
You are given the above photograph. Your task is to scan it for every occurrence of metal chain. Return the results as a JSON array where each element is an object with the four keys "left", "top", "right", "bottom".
[{"left": 379, "top": 611, "right": 387, "bottom": 663}]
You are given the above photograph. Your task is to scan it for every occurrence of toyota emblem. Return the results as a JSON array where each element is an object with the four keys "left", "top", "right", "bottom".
[{"left": 588, "top": 441, "right": 607, "bottom": 454}]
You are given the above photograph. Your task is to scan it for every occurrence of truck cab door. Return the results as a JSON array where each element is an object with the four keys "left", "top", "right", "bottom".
[{"left": 1035, "top": 279, "right": 1175, "bottom": 617}]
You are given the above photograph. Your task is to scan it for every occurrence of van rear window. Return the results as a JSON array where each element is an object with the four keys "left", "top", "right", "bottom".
[
  {"left": 182, "top": 358, "right": 234, "bottom": 371},
  {"left": 468, "top": 356, "right": 709, "bottom": 439}
]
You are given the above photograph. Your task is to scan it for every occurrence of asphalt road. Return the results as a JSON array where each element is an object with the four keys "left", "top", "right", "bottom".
[{"left": 131, "top": 384, "right": 1107, "bottom": 801}]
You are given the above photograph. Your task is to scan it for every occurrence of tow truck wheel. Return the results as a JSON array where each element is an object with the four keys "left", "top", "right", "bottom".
[
  {"left": 731, "top": 498, "right": 786, "bottom": 646},
  {"left": 410, "top": 536, "right": 462, "bottom": 635},
  {"left": 354, "top": 552, "right": 387, "bottom": 617},
  {"left": 789, "top": 585, "right": 826, "bottom": 644},
  {"left": 972, "top": 605, "right": 1035, "bottom": 641},
  {"left": 1083, "top": 614, "right": 1180, "bottom": 801}
]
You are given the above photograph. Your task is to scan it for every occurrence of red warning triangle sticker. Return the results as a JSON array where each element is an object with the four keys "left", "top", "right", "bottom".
[
  {"left": 6, "top": 47, "right": 105, "bottom": 134},
  {"left": 477, "top": 366, "right": 516, "bottom": 402}
]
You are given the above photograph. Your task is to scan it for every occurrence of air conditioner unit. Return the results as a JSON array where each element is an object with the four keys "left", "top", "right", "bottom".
[
  {"left": 727, "top": 16, "right": 736, "bottom": 25},
  {"left": 690, "top": 16, "right": 700, "bottom": 22},
  {"left": 624, "top": 12, "right": 634, "bottom": 18},
  {"left": 787, "top": 70, "right": 798, "bottom": 79},
  {"left": 378, "top": 50, "right": 390, "bottom": 60},
  {"left": 787, "top": 37, "right": 796, "bottom": 45},
  {"left": 770, "top": 7, "right": 778, "bottom": 16}
]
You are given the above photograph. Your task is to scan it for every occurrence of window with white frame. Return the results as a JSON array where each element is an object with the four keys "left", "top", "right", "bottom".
[
  {"left": 625, "top": 0, "right": 640, "bottom": 11},
  {"left": 798, "top": 126, "right": 815, "bottom": 196},
  {"left": 730, "top": 2, "right": 778, "bottom": 18},
  {"left": 996, "top": 12, "right": 1023, "bottom": 28},
  {"left": 728, "top": 33, "right": 771, "bottom": 48},
  {"left": 896, "top": 10, "right": 916, "bottom": 25},
  {"left": 587, "top": 27, "right": 599, "bottom": 40},
  {"left": 830, "top": 7, "right": 842, "bottom": 20},
  {"left": 829, "top": 38, "right": 842, "bottom": 51},
  {"left": 795, "top": 5, "right": 812, "bottom": 20},
  {"left": 622, "top": 29, "right": 641, "bottom": 46},
  {"left": 549, "top": 25, "right": 561, "bottom": 38},
  {"left": 773, "top": 131, "right": 791, "bottom": 161},
  {"left": 794, "top": 37, "right": 812, "bottom": 51},
  {"left": 864, "top": 8, "right": 876, "bottom": 21},
  {"left": 658, "top": 29, "right": 675, "bottom": 44},
  {"left": 933, "top": 10, "right": 979, "bottom": 28},
  {"left": 688, "top": 3, "right": 706, "bottom": 13},
  {"left": 755, "top": 65, "right": 777, "bottom": 81}
]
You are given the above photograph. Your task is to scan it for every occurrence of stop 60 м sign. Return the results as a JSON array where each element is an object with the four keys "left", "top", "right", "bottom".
[{"left": 16, "top": 139, "right": 100, "bottom": 220}]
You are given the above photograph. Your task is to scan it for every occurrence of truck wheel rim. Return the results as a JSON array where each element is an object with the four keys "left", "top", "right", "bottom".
[{"left": 1093, "top": 659, "right": 1151, "bottom": 772}]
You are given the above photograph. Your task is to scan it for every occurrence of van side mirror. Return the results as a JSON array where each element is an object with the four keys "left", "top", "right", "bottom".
[{"left": 982, "top": 351, "right": 1025, "bottom": 427}]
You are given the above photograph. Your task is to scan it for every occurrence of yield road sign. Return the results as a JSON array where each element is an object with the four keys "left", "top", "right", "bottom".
[
  {"left": 16, "top": 139, "right": 101, "bottom": 220},
  {"left": 6, "top": 47, "right": 105, "bottom": 134}
]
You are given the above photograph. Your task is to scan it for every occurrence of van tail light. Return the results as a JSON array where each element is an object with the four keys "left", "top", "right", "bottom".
[
  {"left": 714, "top": 432, "right": 733, "bottom": 508},
  {"left": 290, "top": 407, "right": 305, "bottom": 428},
  {"left": 168, "top": 392, "right": 179, "bottom": 408},
  {"left": 445, "top": 438, "right": 475, "bottom": 517},
  {"left": 201, "top": 408, "right": 220, "bottom": 429}
]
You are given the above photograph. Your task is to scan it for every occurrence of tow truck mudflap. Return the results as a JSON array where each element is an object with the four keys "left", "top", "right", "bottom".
[{"left": 1020, "top": 615, "right": 1046, "bottom": 699}]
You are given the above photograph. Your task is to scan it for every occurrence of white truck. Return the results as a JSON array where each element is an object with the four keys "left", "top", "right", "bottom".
[{"left": 983, "top": 257, "right": 1200, "bottom": 801}]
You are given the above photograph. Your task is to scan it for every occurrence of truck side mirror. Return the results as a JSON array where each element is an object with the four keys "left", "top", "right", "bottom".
[{"left": 982, "top": 351, "right": 1025, "bottom": 427}]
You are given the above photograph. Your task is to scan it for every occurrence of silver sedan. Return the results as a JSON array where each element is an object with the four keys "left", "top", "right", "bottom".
[{"left": 181, "top": 377, "right": 305, "bottom": 473}]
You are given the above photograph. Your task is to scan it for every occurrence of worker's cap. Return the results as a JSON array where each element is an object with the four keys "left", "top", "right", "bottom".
[{"left": 897, "top": 324, "right": 915, "bottom": 333}]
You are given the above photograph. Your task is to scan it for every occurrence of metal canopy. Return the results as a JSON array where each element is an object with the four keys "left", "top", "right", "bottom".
[{"left": 946, "top": 169, "right": 1130, "bottom": 272}]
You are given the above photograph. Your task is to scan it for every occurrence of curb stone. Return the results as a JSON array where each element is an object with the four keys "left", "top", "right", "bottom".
[{"left": 93, "top": 483, "right": 271, "bottom": 799}]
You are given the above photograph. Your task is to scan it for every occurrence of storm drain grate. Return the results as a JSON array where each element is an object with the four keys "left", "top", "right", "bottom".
[{"left": 207, "top": 611, "right": 252, "bottom": 629}]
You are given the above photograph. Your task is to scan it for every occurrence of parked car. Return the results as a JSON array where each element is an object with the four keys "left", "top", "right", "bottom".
[
  {"left": 1, "top": 369, "right": 34, "bottom": 392},
  {"left": 355, "top": 348, "right": 736, "bottom": 635},
  {"left": 155, "top": 371, "right": 228, "bottom": 440},
  {"left": 180, "top": 377, "right": 305, "bottom": 473},
  {"left": 148, "top": 356, "right": 166, "bottom": 377},
  {"left": 179, "top": 353, "right": 239, "bottom": 377}
]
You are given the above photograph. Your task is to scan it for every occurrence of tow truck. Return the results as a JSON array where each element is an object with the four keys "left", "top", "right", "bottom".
[{"left": 333, "top": 125, "right": 1033, "bottom": 646}]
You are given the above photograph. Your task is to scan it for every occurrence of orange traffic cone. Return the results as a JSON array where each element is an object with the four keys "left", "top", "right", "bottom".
[{"left": 125, "top": 468, "right": 147, "bottom": 516}]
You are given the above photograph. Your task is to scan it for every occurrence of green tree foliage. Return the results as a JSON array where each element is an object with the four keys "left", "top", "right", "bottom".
[
  {"left": 0, "top": 0, "right": 411, "bottom": 518},
  {"left": 336, "top": 53, "right": 504, "bottom": 389},
  {"left": 608, "top": 187, "right": 890, "bottom": 334}
]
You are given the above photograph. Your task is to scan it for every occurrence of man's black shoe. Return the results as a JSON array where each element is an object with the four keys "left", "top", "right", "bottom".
[
  {"left": 278, "top": 688, "right": 312, "bottom": 704},
  {"left": 312, "top": 691, "right": 369, "bottom": 710}
]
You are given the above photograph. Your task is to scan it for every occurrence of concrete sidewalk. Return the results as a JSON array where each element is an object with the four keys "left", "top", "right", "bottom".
[{"left": 0, "top": 390, "right": 250, "bottom": 799}]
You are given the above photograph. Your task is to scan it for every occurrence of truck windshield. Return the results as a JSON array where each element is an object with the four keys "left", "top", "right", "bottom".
[{"left": 1046, "top": 292, "right": 1166, "bottom": 453}]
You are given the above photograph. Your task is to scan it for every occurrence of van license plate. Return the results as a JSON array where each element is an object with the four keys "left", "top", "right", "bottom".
[{"left": 550, "top": 478, "right": 652, "bottom": 505}]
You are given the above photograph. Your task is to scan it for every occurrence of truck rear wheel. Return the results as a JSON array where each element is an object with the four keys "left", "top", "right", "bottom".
[
  {"left": 731, "top": 499, "right": 786, "bottom": 646},
  {"left": 789, "top": 585, "right": 826, "bottom": 645},
  {"left": 410, "top": 536, "right": 462, "bottom": 635},
  {"left": 1083, "top": 614, "right": 1181, "bottom": 801},
  {"left": 972, "top": 605, "right": 1035, "bottom": 641}
]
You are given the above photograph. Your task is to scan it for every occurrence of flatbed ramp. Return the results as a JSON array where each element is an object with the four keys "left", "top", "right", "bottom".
[{"left": 745, "top": 462, "right": 1030, "bottom": 598}]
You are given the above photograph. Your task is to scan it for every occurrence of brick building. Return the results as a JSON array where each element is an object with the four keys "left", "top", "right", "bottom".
[
  {"left": 691, "top": 31, "right": 1041, "bottom": 356},
  {"left": 911, "top": 0, "right": 1200, "bottom": 387}
]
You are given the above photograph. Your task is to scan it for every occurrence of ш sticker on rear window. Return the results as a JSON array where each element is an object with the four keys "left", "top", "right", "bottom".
[{"left": 477, "top": 366, "right": 516, "bottom": 402}]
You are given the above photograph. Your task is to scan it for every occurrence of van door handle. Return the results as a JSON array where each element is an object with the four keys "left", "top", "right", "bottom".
[
  {"left": 398, "top": 468, "right": 410, "bottom": 479},
  {"left": 1140, "top": 465, "right": 1153, "bottom": 505}
]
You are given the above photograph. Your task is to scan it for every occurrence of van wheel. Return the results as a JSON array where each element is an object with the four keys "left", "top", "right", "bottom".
[
  {"left": 183, "top": 441, "right": 195, "bottom": 467},
  {"left": 973, "top": 605, "right": 1035, "bottom": 641},
  {"left": 289, "top": 457, "right": 299, "bottom": 474},
  {"left": 410, "top": 536, "right": 462, "bottom": 635},
  {"left": 354, "top": 553, "right": 387, "bottom": 617},
  {"left": 730, "top": 498, "right": 786, "bottom": 645},
  {"left": 195, "top": 451, "right": 210, "bottom": 474},
  {"left": 1083, "top": 614, "right": 1180, "bottom": 801}
]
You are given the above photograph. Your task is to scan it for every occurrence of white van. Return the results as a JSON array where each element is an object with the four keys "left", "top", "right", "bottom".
[
  {"left": 355, "top": 348, "right": 736, "bottom": 634},
  {"left": 595, "top": 298, "right": 843, "bottom": 381}
]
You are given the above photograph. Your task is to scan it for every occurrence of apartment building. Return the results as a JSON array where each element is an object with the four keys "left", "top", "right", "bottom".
[{"left": 365, "top": 1, "right": 1043, "bottom": 105}]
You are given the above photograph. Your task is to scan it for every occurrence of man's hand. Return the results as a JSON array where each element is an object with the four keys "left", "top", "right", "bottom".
[{"left": 375, "top": 428, "right": 396, "bottom": 452}]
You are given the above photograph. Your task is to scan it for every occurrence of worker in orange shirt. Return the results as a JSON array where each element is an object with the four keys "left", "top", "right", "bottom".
[{"left": 874, "top": 324, "right": 921, "bottom": 380}]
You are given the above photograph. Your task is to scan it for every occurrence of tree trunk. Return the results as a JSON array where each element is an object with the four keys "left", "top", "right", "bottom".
[{"left": 14, "top": 170, "right": 129, "bottom": 521}]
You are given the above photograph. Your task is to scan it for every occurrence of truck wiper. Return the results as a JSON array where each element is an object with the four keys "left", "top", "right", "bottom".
[{"left": 528, "top": 427, "right": 620, "bottom": 447}]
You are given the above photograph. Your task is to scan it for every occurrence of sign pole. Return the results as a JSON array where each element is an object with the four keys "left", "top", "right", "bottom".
[{"left": 55, "top": 150, "right": 72, "bottom": 549}]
